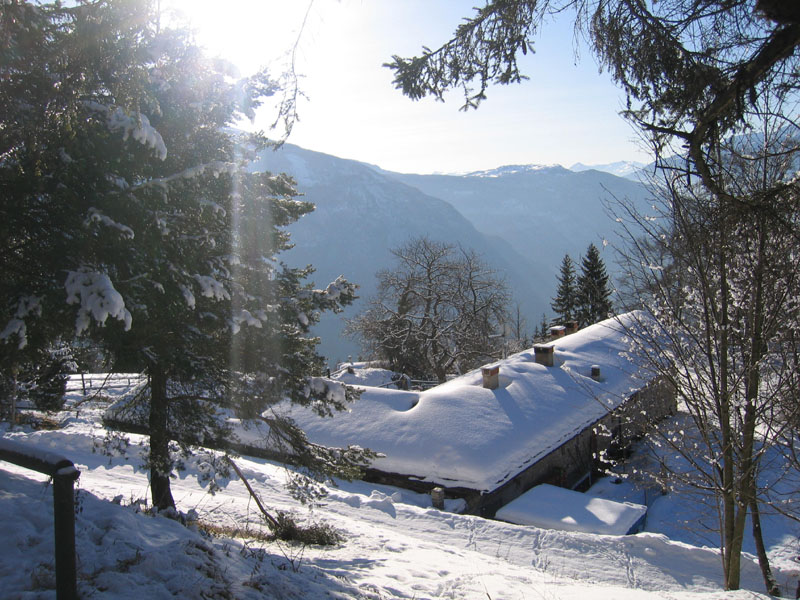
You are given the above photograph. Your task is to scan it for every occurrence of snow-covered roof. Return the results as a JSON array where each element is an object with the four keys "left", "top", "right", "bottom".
[
  {"left": 290, "top": 313, "right": 649, "bottom": 492},
  {"left": 330, "top": 365, "right": 398, "bottom": 389},
  {"left": 495, "top": 483, "right": 647, "bottom": 535}
]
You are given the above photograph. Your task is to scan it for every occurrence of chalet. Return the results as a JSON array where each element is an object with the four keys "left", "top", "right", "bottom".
[
  {"left": 103, "top": 312, "right": 675, "bottom": 521},
  {"left": 290, "top": 312, "right": 676, "bottom": 518}
]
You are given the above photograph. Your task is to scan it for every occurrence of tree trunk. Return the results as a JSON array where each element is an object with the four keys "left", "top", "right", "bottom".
[
  {"left": 10, "top": 370, "right": 18, "bottom": 427},
  {"left": 716, "top": 236, "right": 739, "bottom": 590},
  {"left": 148, "top": 364, "right": 175, "bottom": 511},
  {"left": 740, "top": 218, "right": 776, "bottom": 595},
  {"left": 750, "top": 496, "right": 781, "bottom": 596},
  {"left": 726, "top": 498, "right": 748, "bottom": 590}
]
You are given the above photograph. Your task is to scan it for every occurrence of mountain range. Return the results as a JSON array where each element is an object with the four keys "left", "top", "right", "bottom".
[
  {"left": 253, "top": 145, "right": 653, "bottom": 363},
  {"left": 569, "top": 160, "right": 646, "bottom": 179}
]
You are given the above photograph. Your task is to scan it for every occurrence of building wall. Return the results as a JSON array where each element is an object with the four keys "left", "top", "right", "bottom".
[{"left": 473, "top": 375, "right": 676, "bottom": 517}]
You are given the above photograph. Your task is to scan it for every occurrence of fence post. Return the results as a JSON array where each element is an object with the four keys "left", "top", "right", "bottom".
[
  {"left": 10, "top": 371, "right": 18, "bottom": 425},
  {"left": 53, "top": 461, "right": 80, "bottom": 600}
]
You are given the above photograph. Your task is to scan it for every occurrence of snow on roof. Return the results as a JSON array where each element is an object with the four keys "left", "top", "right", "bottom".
[
  {"left": 330, "top": 366, "right": 398, "bottom": 389},
  {"left": 290, "top": 313, "right": 648, "bottom": 492},
  {"left": 495, "top": 484, "right": 647, "bottom": 535}
]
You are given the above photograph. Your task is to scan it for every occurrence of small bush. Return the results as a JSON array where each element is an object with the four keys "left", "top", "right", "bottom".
[
  {"left": 197, "top": 522, "right": 273, "bottom": 544},
  {"left": 14, "top": 412, "right": 61, "bottom": 430},
  {"left": 270, "top": 511, "right": 342, "bottom": 546}
]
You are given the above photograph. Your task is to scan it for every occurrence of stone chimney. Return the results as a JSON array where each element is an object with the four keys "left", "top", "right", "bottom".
[
  {"left": 533, "top": 344, "right": 554, "bottom": 367},
  {"left": 482, "top": 364, "right": 500, "bottom": 389},
  {"left": 591, "top": 365, "right": 601, "bottom": 381},
  {"left": 564, "top": 320, "right": 579, "bottom": 334},
  {"left": 431, "top": 487, "right": 445, "bottom": 510},
  {"left": 549, "top": 325, "right": 566, "bottom": 339}
]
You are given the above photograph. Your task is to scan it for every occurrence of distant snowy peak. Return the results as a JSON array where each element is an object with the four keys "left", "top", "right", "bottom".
[
  {"left": 464, "top": 164, "right": 564, "bottom": 178},
  {"left": 462, "top": 162, "right": 647, "bottom": 180},
  {"left": 569, "top": 161, "right": 646, "bottom": 178}
]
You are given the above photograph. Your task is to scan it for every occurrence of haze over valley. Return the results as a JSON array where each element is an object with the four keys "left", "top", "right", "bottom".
[{"left": 254, "top": 144, "right": 653, "bottom": 362}]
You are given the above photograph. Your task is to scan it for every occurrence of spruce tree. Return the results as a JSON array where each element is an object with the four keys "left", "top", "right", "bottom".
[
  {"left": 0, "top": 0, "right": 151, "bottom": 415},
  {"left": 575, "top": 243, "right": 612, "bottom": 326},
  {"left": 537, "top": 313, "right": 549, "bottom": 340},
  {"left": 1, "top": 0, "right": 369, "bottom": 510},
  {"left": 550, "top": 254, "right": 577, "bottom": 323}
]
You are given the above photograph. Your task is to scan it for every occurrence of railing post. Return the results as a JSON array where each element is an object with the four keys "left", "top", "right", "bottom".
[
  {"left": 0, "top": 440, "right": 81, "bottom": 600},
  {"left": 53, "top": 461, "right": 80, "bottom": 600}
]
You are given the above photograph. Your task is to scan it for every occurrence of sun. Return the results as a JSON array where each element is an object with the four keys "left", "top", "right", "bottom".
[{"left": 161, "top": 0, "right": 314, "bottom": 77}]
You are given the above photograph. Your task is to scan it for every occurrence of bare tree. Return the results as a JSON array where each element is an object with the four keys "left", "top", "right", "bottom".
[
  {"left": 506, "top": 303, "right": 530, "bottom": 354},
  {"left": 386, "top": 2, "right": 800, "bottom": 592},
  {"left": 348, "top": 237, "right": 510, "bottom": 382},
  {"left": 616, "top": 115, "right": 800, "bottom": 594}
]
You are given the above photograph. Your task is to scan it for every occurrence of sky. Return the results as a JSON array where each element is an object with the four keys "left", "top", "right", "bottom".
[{"left": 165, "top": 0, "right": 651, "bottom": 174}]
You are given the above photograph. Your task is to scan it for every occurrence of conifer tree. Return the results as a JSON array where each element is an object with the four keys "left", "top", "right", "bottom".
[
  {"left": 0, "top": 0, "right": 150, "bottom": 414},
  {"left": 550, "top": 254, "right": 577, "bottom": 323},
  {"left": 575, "top": 244, "right": 612, "bottom": 326},
  {"left": 1, "top": 0, "right": 368, "bottom": 510},
  {"left": 538, "top": 313, "right": 549, "bottom": 340}
]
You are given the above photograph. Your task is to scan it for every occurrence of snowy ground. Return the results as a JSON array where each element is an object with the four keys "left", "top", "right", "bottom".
[{"left": 2, "top": 384, "right": 800, "bottom": 599}]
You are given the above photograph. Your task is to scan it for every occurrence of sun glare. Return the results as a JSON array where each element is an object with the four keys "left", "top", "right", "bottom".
[
  {"left": 157, "top": 0, "right": 651, "bottom": 173},
  {"left": 162, "top": 0, "right": 314, "bottom": 77}
]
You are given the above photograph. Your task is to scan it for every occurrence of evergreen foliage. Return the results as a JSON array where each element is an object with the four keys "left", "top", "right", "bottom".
[
  {"left": 0, "top": 343, "right": 74, "bottom": 418},
  {"left": 550, "top": 254, "right": 577, "bottom": 322},
  {"left": 537, "top": 313, "right": 549, "bottom": 340},
  {"left": 575, "top": 244, "right": 612, "bottom": 326},
  {"left": 386, "top": 1, "right": 800, "bottom": 206},
  {"left": 0, "top": 0, "right": 368, "bottom": 510}
]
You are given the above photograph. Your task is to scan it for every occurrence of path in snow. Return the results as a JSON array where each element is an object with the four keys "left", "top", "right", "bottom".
[{"left": 2, "top": 398, "right": 795, "bottom": 599}]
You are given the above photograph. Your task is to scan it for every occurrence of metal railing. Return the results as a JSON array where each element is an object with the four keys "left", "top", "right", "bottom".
[{"left": 0, "top": 438, "right": 80, "bottom": 600}]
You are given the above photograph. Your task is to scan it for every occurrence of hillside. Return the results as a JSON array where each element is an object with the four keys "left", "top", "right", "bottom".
[
  {"left": 251, "top": 145, "right": 656, "bottom": 363},
  {"left": 1, "top": 384, "right": 797, "bottom": 598},
  {"left": 570, "top": 160, "right": 647, "bottom": 179},
  {"left": 383, "top": 164, "right": 654, "bottom": 286},
  {"left": 251, "top": 145, "right": 552, "bottom": 363}
]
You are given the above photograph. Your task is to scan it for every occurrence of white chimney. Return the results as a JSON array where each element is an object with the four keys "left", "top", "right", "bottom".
[{"left": 482, "top": 364, "right": 500, "bottom": 389}]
